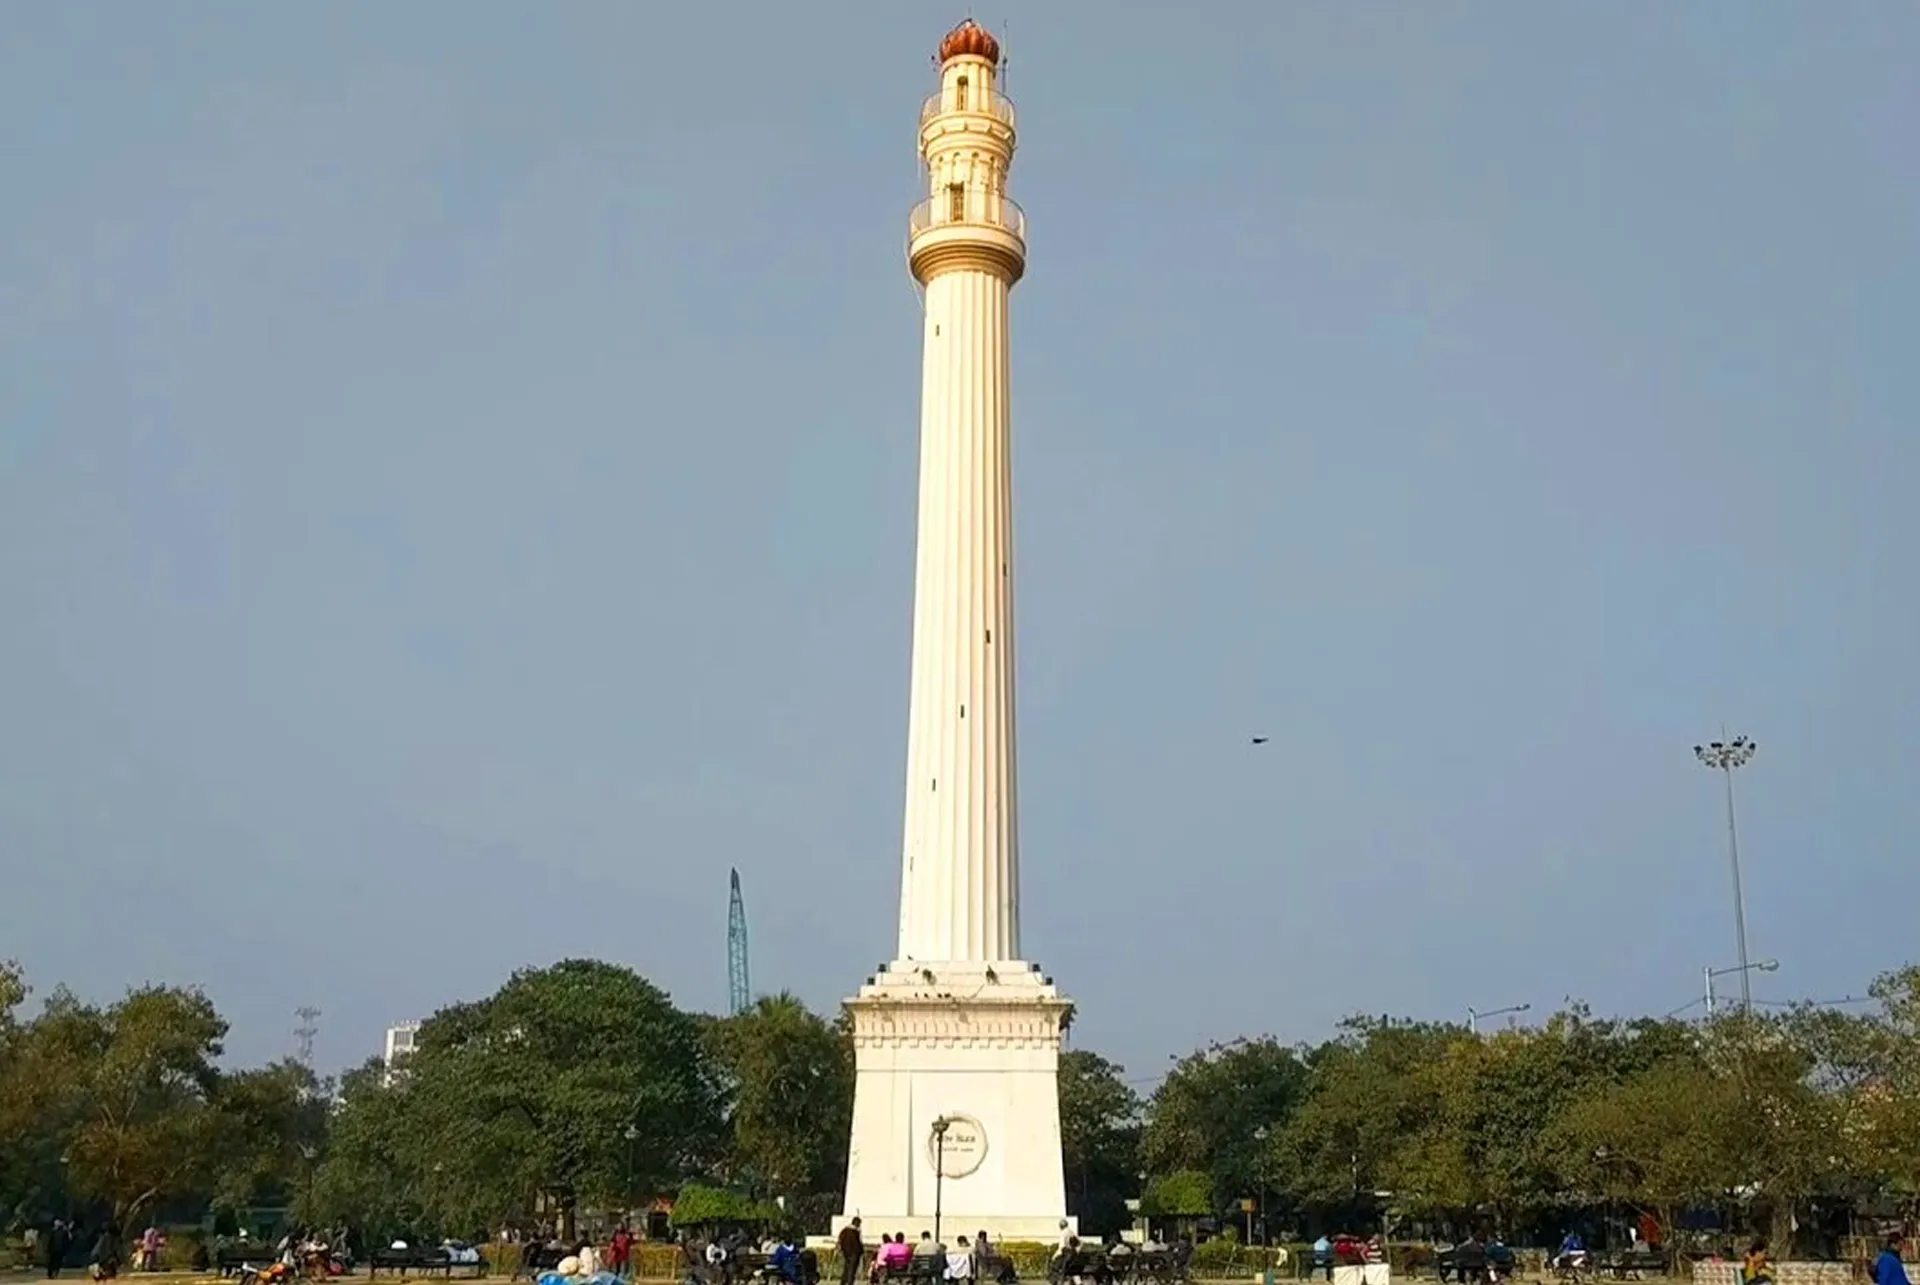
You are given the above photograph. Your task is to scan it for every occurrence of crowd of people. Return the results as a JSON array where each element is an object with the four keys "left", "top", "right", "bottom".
[
  {"left": 18, "top": 1219, "right": 182, "bottom": 1280},
  {"left": 13, "top": 1217, "right": 1918, "bottom": 1285},
  {"left": 825, "top": 1220, "right": 1016, "bottom": 1285}
]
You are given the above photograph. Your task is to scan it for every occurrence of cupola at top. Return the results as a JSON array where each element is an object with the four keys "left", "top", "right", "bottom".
[{"left": 938, "top": 19, "right": 1001, "bottom": 66}]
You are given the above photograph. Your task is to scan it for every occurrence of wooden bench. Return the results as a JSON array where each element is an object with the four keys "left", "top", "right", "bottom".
[
  {"left": 1436, "top": 1245, "right": 1517, "bottom": 1283},
  {"left": 1599, "top": 1251, "right": 1669, "bottom": 1279},
  {"left": 976, "top": 1253, "right": 1018, "bottom": 1285},
  {"left": 215, "top": 1247, "right": 275, "bottom": 1277},
  {"left": 368, "top": 1249, "right": 486, "bottom": 1278},
  {"left": 880, "top": 1257, "right": 946, "bottom": 1285},
  {"left": 513, "top": 1247, "right": 566, "bottom": 1281}
]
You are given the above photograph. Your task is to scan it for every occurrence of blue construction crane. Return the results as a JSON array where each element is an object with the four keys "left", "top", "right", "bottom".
[{"left": 727, "top": 867, "right": 751, "bottom": 1016}]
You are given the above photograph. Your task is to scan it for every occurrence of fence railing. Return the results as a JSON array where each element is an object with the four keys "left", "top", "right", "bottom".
[
  {"left": 908, "top": 192, "right": 1026, "bottom": 242},
  {"left": 921, "top": 87, "right": 1017, "bottom": 129}
]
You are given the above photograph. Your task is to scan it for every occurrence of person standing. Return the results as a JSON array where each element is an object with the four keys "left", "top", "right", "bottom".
[
  {"left": 46, "top": 1221, "right": 70, "bottom": 1280},
  {"left": 836, "top": 1219, "right": 864, "bottom": 1285},
  {"left": 1742, "top": 1239, "right": 1773, "bottom": 1285},
  {"left": 1872, "top": 1235, "right": 1911, "bottom": 1285},
  {"left": 90, "top": 1225, "right": 122, "bottom": 1281},
  {"left": 608, "top": 1226, "right": 634, "bottom": 1280}
]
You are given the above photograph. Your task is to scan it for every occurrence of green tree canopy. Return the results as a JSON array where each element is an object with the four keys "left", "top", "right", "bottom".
[
  {"left": 317, "top": 959, "right": 723, "bottom": 1239},
  {"left": 1145, "top": 1037, "right": 1309, "bottom": 1205},
  {"left": 21, "top": 984, "right": 228, "bottom": 1226},
  {"left": 1141, "top": 1169, "right": 1213, "bottom": 1217},
  {"left": 1059, "top": 1050, "right": 1142, "bottom": 1233},
  {"left": 705, "top": 992, "right": 853, "bottom": 1221}
]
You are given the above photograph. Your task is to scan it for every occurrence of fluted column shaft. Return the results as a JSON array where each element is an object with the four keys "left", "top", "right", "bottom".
[{"left": 897, "top": 265, "right": 1019, "bottom": 963}]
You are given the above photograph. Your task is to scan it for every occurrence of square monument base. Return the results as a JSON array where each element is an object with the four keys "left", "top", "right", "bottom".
[{"left": 834, "top": 961, "right": 1077, "bottom": 1243}]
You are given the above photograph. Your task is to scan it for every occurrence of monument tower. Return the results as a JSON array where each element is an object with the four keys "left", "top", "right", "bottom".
[{"left": 836, "top": 19, "right": 1073, "bottom": 1239}]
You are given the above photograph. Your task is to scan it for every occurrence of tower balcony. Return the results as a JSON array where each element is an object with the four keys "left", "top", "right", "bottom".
[
  {"left": 907, "top": 192, "right": 1027, "bottom": 284},
  {"left": 920, "top": 88, "right": 1017, "bottom": 130},
  {"left": 909, "top": 192, "right": 1025, "bottom": 241}
]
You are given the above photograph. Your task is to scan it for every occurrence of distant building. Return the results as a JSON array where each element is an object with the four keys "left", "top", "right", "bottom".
[{"left": 382, "top": 1021, "right": 421, "bottom": 1082}]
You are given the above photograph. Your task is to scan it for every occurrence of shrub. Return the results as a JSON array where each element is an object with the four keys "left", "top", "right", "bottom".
[
  {"left": 158, "top": 1228, "right": 207, "bottom": 1272},
  {"left": 1191, "top": 1239, "right": 1283, "bottom": 1272},
  {"left": 1141, "top": 1171, "right": 1213, "bottom": 1218},
  {"left": 480, "top": 1244, "right": 523, "bottom": 1277},
  {"left": 669, "top": 1184, "right": 782, "bottom": 1229}
]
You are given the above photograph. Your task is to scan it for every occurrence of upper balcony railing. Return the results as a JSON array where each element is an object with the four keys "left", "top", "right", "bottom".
[
  {"left": 920, "top": 87, "right": 1017, "bottom": 130},
  {"left": 908, "top": 192, "right": 1026, "bottom": 243}
]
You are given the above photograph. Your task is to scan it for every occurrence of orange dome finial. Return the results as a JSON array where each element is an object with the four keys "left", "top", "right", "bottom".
[{"left": 938, "top": 19, "right": 1001, "bottom": 66}]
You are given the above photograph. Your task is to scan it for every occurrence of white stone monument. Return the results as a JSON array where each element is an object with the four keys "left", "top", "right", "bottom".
[{"left": 833, "top": 18, "right": 1075, "bottom": 1242}]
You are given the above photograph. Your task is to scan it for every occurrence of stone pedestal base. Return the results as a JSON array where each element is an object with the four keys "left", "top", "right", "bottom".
[{"left": 834, "top": 961, "right": 1076, "bottom": 1241}]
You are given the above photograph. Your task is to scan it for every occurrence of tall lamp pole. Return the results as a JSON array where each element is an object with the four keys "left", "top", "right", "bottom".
[
  {"left": 1252, "top": 1125, "right": 1270, "bottom": 1246},
  {"left": 930, "top": 1117, "right": 952, "bottom": 1249},
  {"left": 298, "top": 1144, "right": 317, "bottom": 1219},
  {"left": 623, "top": 1124, "right": 638, "bottom": 1219},
  {"left": 1694, "top": 736, "right": 1758, "bottom": 1010},
  {"left": 1467, "top": 1003, "right": 1530, "bottom": 1035}
]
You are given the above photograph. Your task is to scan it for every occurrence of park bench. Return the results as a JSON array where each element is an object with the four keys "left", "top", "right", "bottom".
[
  {"left": 216, "top": 1247, "right": 275, "bottom": 1277},
  {"left": 1112, "top": 1248, "right": 1191, "bottom": 1285},
  {"left": 1435, "top": 1244, "right": 1515, "bottom": 1283},
  {"left": 368, "top": 1247, "right": 486, "bottom": 1278},
  {"left": 514, "top": 1247, "right": 567, "bottom": 1281},
  {"left": 976, "top": 1253, "right": 1018, "bottom": 1285},
  {"left": 880, "top": 1256, "right": 946, "bottom": 1285},
  {"left": 1052, "top": 1248, "right": 1177, "bottom": 1285},
  {"left": 1447, "top": 1245, "right": 1488, "bottom": 1284},
  {"left": 215, "top": 1246, "right": 339, "bottom": 1278},
  {"left": 1599, "top": 1250, "right": 1669, "bottom": 1280}
]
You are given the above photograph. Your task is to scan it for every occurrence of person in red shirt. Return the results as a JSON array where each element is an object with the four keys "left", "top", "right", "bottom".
[{"left": 608, "top": 1226, "right": 634, "bottom": 1280}]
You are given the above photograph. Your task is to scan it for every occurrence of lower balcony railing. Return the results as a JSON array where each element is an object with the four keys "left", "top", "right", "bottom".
[{"left": 907, "top": 193, "right": 1026, "bottom": 241}]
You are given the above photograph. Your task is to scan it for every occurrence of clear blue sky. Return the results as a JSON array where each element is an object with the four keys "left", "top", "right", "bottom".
[{"left": 3, "top": 3, "right": 1916, "bottom": 1082}]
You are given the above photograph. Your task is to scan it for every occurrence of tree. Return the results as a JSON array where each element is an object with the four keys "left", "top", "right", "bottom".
[
  {"left": 1145, "top": 1038, "right": 1309, "bottom": 1207},
  {"left": 1549, "top": 1058, "right": 1740, "bottom": 1235},
  {"left": 1058, "top": 1051, "right": 1142, "bottom": 1233},
  {"left": 310, "top": 1060, "right": 419, "bottom": 1246},
  {"left": 1798, "top": 969, "right": 1920, "bottom": 1209},
  {"left": 0, "top": 961, "right": 53, "bottom": 1227},
  {"left": 18, "top": 984, "right": 228, "bottom": 1227},
  {"left": 212, "top": 1060, "right": 331, "bottom": 1215},
  {"left": 706, "top": 993, "right": 853, "bottom": 1222},
  {"left": 1700, "top": 1011, "right": 1847, "bottom": 1250},
  {"left": 1141, "top": 1169, "right": 1213, "bottom": 1217},
  {"left": 336, "top": 959, "right": 723, "bottom": 1238},
  {"left": 1278, "top": 1019, "right": 1465, "bottom": 1213}
]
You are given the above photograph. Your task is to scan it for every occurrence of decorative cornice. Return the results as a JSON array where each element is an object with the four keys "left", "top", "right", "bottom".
[
  {"left": 844, "top": 999, "right": 1068, "bottom": 1050},
  {"left": 910, "top": 238, "right": 1024, "bottom": 286}
]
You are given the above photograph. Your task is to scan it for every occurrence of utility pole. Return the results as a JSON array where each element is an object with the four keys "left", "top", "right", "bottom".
[
  {"left": 293, "top": 1006, "right": 322, "bottom": 1067},
  {"left": 1694, "top": 736, "right": 1758, "bottom": 1010},
  {"left": 727, "top": 869, "right": 752, "bottom": 1017}
]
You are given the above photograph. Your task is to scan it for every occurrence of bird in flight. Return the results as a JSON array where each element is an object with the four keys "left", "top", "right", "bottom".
[{"left": 1250, "top": 736, "right": 1269, "bottom": 745}]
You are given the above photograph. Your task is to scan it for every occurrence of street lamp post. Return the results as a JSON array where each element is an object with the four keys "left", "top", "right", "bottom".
[
  {"left": 1467, "top": 1003, "right": 1530, "bottom": 1035},
  {"left": 1694, "top": 735, "right": 1758, "bottom": 1010},
  {"left": 930, "top": 1117, "right": 952, "bottom": 1249},
  {"left": 298, "top": 1144, "right": 317, "bottom": 1218},
  {"left": 1705, "top": 959, "right": 1779, "bottom": 1017},
  {"left": 1252, "top": 1125, "right": 1270, "bottom": 1246},
  {"left": 623, "top": 1124, "right": 639, "bottom": 1218}
]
